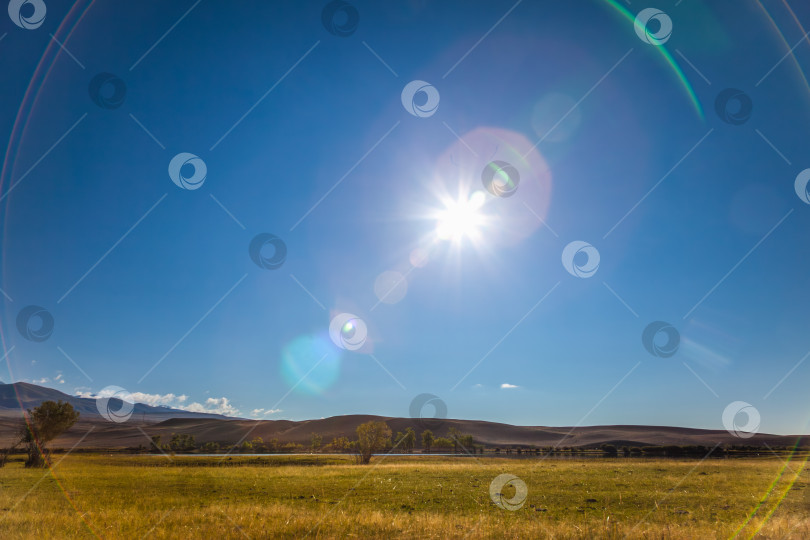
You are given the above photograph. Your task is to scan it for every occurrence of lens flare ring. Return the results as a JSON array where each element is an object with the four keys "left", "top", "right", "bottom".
[
  {"left": 329, "top": 313, "right": 367, "bottom": 351},
  {"left": 481, "top": 160, "right": 520, "bottom": 197}
]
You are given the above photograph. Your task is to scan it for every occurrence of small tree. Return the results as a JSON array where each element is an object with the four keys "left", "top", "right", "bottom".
[
  {"left": 150, "top": 435, "right": 162, "bottom": 453},
  {"left": 251, "top": 437, "right": 267, "bottom": 453},
  {"left": 433, "top": 437, "right": 454, "bottom": 450},
  {"left": 169, "top": 433, "right": 196, "bottom": 452},
  {"left": 355, "top": 421, "right": 391, "bottom": 464},
  {"left": 421, "top": 430, "right": 434, "bottom": 454},
  {"left": 267, "top": 438, "right": 279, "bottom": 453},
  {"left": 448, "top": 427, "right": 461, "bottom": 454},
  {"left": 601, "top": 444, "right": 618, "bottom": 456},
  {"left": 402, "top": 427, "right": 416, "bottom": 453},
  {"left": 202, "top": 441, "right": 220, "bottom": 453},
  {"left": 22, "top": 400, "right": 79, "bottom": 467},
  {"left": 328, "top": 436, "right": 350, "bottom": 452},
  {"left": 310, "top": 433, "right": 322, "bottom": 452}
]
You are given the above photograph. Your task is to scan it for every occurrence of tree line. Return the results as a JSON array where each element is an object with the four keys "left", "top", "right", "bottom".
[
  {"left": 146, "top": 421, "right": 478, "bottom": 463},
  {"left": 5, "top": 402, "right": 795, "bottom": 466}
]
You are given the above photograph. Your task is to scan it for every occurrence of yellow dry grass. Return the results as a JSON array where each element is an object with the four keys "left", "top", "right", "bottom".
[{"left": 0, "top": 454, "right": 807, "bottom": 538}]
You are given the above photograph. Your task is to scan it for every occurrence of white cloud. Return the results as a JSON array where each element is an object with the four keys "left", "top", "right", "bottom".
[
  {"left": 180, "top": 397, "right": 240, "bottom": 417},
  {"left": 500, "top": 383, "right": 519, "bottom": 389},
  {"left": 31, "top": 374, "right": 64, "bottom": 385},
  {"left": 74, "top": 388, "right": 240, "bottom": 418},
  {"left": 251, "top": 408, "right": 282, "bottom": 417},
  {"left": 76, "top": 389, "right": 188, "bottom": 407},
  {"left": 129, "top": 392, "right": 188, "bottom": 407}
]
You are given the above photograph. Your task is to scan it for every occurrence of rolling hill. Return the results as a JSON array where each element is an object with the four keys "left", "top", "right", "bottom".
[{"left": 0, "top": 381, "right": 804, "bottom": 450}]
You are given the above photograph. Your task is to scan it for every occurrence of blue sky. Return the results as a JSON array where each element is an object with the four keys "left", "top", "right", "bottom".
[{"left": 2, "top": 0, "right": 810, "bottom": 435}]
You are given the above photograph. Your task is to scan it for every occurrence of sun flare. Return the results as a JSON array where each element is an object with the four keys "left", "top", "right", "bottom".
[{"left": 435, "top": 191, "right": 487, "bottom": 242}]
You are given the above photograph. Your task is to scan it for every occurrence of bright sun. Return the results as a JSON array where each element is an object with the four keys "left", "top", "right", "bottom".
[{"left": 435, "top": 191, "right": 487, "bottom": 242}]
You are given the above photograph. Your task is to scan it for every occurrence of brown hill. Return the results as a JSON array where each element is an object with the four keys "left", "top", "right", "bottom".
[
  {"left": 0, "top": 381, "right": 803, "bottom": 450},
  {"left": 1, "top": 414, "right": 804, "bottom": 450}
]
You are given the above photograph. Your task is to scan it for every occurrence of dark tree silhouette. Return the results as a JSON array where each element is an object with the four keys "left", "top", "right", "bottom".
[
  {"left": 22, "top": 400, "right": 80, "bottom": 468},
  {"left": 421, "top": 429, "right": 434, "bottom": 454},
  {"left": 354, "top": 421, "right": 391, "bottom": 464}
]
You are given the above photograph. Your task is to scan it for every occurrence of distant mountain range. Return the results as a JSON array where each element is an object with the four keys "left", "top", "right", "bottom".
[
  {"left": 0, "top": 381, "right": 228, "bottom": 422},
  {"left": 0, "top": 381, "right": 805, "bottom": 450}
]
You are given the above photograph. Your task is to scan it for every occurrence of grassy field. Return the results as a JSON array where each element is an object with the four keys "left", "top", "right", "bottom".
[{"left": 0, "top": 454, "right": 808, "bottom": 539}]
